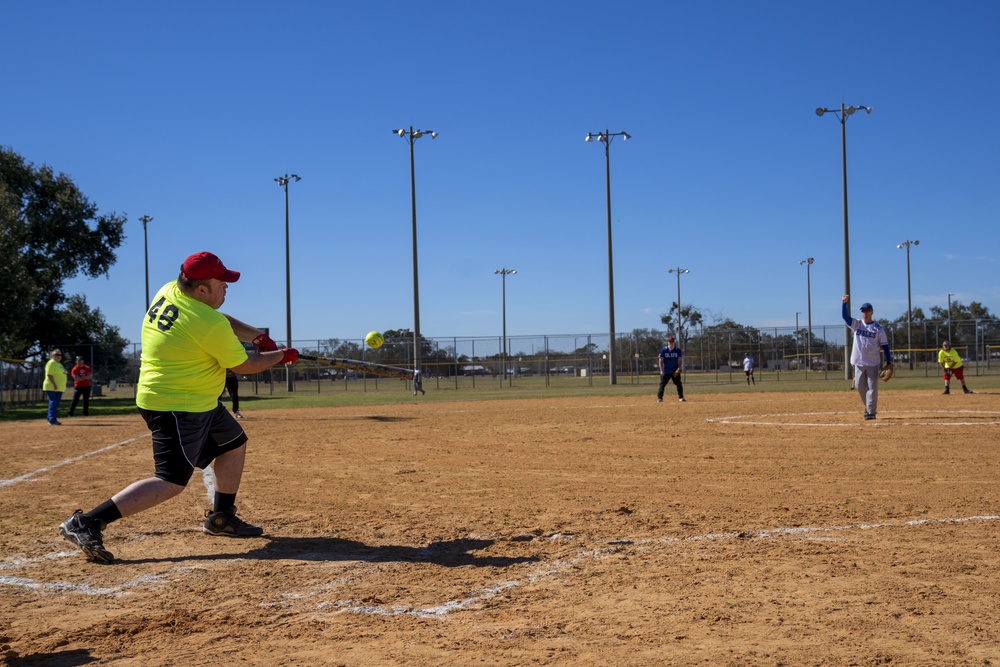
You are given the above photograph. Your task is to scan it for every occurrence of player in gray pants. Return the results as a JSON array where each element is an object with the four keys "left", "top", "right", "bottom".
[{"left": 842, "top": 295, "right": 893, "bottom": 420}]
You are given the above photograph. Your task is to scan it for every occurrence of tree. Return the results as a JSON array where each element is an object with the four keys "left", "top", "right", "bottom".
[
  {"left": 928, "top": 300, "right": 995, "bottom": 323},
  {"left": 888, "top": 306, "right": 927, "bottom": 325},
  {"left": 659, "top": 302, "right": 704, "bottom": 344},
  {"left": 629, "top": 328, "right": 668, "bottom": 359},
  {"left": 691, "top": 318, "right": 758, "bottom": 369},
  {"left": 54, "top": 295, "right": 131, "bottom": 383},
  {"left": 0, "top": 147, "right": 126, "bottom": 360}
]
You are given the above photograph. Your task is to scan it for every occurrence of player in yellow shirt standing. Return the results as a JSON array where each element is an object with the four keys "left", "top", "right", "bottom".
[
  {"left": 59, "top": 252, "right": 298, "bottom": 564},
  {"left": 938, "top": 341, "right": 974, "bottom": 395},
  {"left": 42, "top": 348, "right": 67, "bottom": 425}
]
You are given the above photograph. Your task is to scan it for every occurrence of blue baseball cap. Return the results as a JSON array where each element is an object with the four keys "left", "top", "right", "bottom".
[{"left": 859, "top": 302, "right": 873, "bottom": 312}]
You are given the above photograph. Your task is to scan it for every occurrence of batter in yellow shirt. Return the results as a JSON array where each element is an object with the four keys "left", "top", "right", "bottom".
[{"left": 137, "top": 280, "right": 248, "bottom": 412}]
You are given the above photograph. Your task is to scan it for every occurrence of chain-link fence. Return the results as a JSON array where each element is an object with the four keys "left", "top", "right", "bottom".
[
  {"left": 6, "top": 319, "right": 999, "bottom": 409},
  {"left": 0, "top": 359, "right": 44, "bottom": 412},
  {"left": 116, "top": 319, "right": 1000, "bottom": 395}
]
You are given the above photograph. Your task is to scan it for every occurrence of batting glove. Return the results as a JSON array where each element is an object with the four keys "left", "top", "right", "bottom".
[
  {"left": 252, "top": 332, "right": 278, "bottom": 352},
  {"left": 279, "top": 348, "right": 299, "bottom": 365}
]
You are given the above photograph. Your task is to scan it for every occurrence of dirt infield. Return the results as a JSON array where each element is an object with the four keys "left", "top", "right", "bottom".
[{"left": 2, "top": 390, "right": 1000, "bottom": 666}]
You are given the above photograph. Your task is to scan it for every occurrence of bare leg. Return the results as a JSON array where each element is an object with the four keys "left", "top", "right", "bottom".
[
  {"left": 212, "top": 443, "right": 247, "bottom": 494},
  {"left": 111, "top": 478, "right": 186, "bottom": 518}
]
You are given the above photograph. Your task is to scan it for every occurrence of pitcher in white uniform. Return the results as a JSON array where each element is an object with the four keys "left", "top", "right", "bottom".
[{"left": 841, "top": 295, "right": 893, "bottom": 421}]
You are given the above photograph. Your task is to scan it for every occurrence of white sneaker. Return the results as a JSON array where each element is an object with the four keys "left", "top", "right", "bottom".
[
  {"left": 679, "top": 398, "right": 686, "bottom": 402},
  {"left": 234, "top": 411, "right": 243, "bottom": 419}
]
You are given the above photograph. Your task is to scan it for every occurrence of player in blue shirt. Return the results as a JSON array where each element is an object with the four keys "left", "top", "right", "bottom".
[{"left": 657, "top": 336, "right": 685, "bottom": 403}]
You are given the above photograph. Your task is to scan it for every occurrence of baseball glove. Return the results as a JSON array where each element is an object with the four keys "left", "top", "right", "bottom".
[
  {"left": 943, "top": 369, "right": 953, "bottom": 380},
  {"left": 672, "top": 369, "right": 681, "bottom": 378},
  {"left": 878, "top": 363, "right": 894, "bottom": 382}
]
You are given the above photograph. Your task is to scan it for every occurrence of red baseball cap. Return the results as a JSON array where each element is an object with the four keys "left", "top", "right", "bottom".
[{"left": 181, "top": 252, "right": 240, "bottom": 282}]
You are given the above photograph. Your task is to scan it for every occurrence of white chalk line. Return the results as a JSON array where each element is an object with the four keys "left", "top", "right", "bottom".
[
  {"left": 0, "top": 432, "right": 215, "bottom": 598},
  {"left": 0, "top": 433, "right": 150, "bottom": 488},
  {"left": 0, "top": 550, "right": 80, "bottom": 571},
  {"left": 317, "top": 514, "right": 1000, "bottom": 619},
  {"left": 201, "top": 466, "right": 215, "bottom": 501},
  {"left": 3, "top": 407, "right": 995, "bottom": 612},
  {"left": 0, "top": 568, "right": 186, "bottom": 598},
  {"left": 3, "top": 514, "right": 998, "bottom": 610},
  {"left": 708, "top": 409, "right": 1000, "bottom": 427}
]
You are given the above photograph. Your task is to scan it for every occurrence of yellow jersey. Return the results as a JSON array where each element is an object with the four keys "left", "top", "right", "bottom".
[
  {"left": 137, "top": 281, "right": 248, "bottom": 412},
  {"left": 43, "top": 359, "right": 67, "bottom": 392},
  {"left": 938, "top": 348, "right": 963, "bottom": 370}
]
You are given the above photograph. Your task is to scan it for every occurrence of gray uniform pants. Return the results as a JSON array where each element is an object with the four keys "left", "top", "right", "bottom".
[{"left": 854, "top": 364, "right": 880, "bottom": 415}]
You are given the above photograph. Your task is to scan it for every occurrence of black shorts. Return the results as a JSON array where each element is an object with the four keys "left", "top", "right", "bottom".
[{"left": 139, "top": 402, "right": 248, "bottom": 486}]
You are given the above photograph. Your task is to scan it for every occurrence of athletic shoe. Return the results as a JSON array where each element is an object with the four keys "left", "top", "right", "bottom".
[
  {"left": 48, "top": 421, "right": 63, "bottom": 426},
  {"left": 864, "top": 413, "right": 876, "bottom": 420},
  {"left": 59, "top": 510, "right": 115, "bottom": 564},
  {"left": 656, "top": 398, "right": 662, "bottom": 403},
  {"left": 679, "top": 398, "right": 686, "bottom": 402},
  {"left": 234, "top": 411, "right": 244, "bottom": 419},
  {"left": 203, "top": 507, "right": 263, "bottom": 537},
  {"left": 943, "top": 387, "right": 951, "bottom": 395},
  {"left": 963, "top": 388, "right": 975, "bottom": 394}
]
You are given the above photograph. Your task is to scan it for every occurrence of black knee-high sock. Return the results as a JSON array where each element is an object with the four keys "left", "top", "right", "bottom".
[
  {"left": 214, "top": 492, "right": 237, "bottom": 514},
  {"left": 86, "top": 499, "right": 122, "bottom": 527}
]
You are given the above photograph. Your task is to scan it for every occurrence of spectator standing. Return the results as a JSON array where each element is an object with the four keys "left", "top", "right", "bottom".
[
  {"left": 43, "top": 349, "right": 67, "bottom": 426},
  {"left": 69, "top": 356, "right": 93, "bottom": 417}
]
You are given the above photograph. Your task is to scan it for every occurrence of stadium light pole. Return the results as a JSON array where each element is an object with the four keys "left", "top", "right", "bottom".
[
  {"left": 897, "top": 239, "right": 919, "bottom": 370},
  {"left": 796, "top": 312, "right": 801, "bottom": 361},
  {"left": 138, "top": 215, "right": 153, "bottom": 308},
  {"left": 393, "top": 126, "right": 438, "bottom": 376},
  {"left": 495, "top": 269, "right": 516, "bottom": 385},
  {"left": 816, "top": 103, "right": 872, "bottom": 380},
  {"left": 947, "top": 293, "right": 955, "bottom": 342},
  {"left": 586, "top": 129, "right": 631, "bottom": 385},
  {"left": 275, "top": 173, "right": 301, "bottom": 392},
  {"left": 667, "top": 268, "right": 690, "bottom": 343},
  {"left": 800, "top": 258, "right": 814, "bottom": 368}
]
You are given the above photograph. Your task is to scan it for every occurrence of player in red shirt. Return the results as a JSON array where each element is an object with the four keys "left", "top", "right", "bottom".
[{"left": 68, "top": 356, "right": 92, "bottom": 417}]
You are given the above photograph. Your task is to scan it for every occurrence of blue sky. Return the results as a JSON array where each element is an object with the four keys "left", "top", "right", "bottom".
[{"left": 4, "top": 1, "right": 998, "bottom": 346}]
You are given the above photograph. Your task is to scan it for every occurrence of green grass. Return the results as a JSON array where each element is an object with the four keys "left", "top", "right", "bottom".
[{"left": 3, "top": 370, "right": 995, "bottom": 422}]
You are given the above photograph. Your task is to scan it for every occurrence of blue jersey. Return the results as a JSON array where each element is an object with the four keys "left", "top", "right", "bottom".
[{"left": 659, "top": 346, "right": 683, "bottom": 374}]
